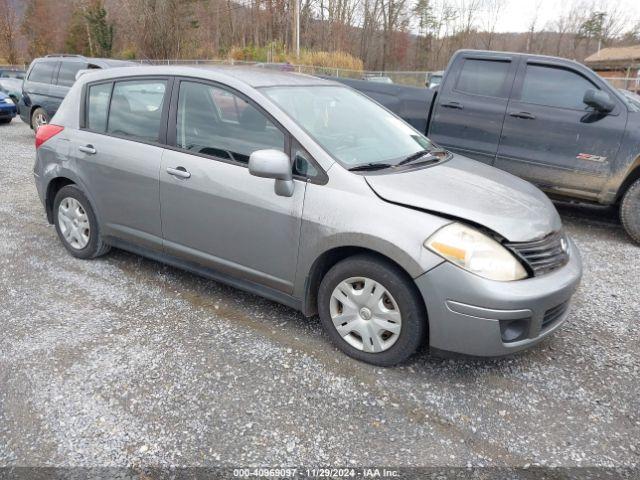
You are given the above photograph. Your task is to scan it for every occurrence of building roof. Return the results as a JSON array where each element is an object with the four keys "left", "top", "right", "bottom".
[{"left": 584, "top": 45, "right": 640, "bottom": 65}]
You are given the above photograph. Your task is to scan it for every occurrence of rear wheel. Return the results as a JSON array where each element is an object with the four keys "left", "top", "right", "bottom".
[
  {"left": 620, "top": 178, "right": 640, "bottom": 244},
  {"left": 53, "top": 185, "right": 110, "bottom": 259},
  {"left": 31, "top": 107, "right": 49, "bottom": 132},
  {"left": 318, "top": 254, "right": 428, "bottom": 366}
]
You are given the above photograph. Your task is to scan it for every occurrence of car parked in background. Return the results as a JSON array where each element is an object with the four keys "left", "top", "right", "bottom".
[
  {"left": 0, "top": 69, "right": 25, "bottom": 104},
  {"left": 18, "top": 54, "right": 133, "bottom": 132},
  {"left": 336, "top": 50, "right": 640, "bottom": 244},
  {"left": 426, "top": 70, "right": 443, "bottom": 89},
  {"left": 254, "top": 62, "right": 295, "bottom": 72},
  {"left": 33, "top": 66, "right": 581, "bottom": 365},
  {"left": 363, "top": 74, "right": 394, "bottom": 84},
  {"left": 0, "top": 91, "right": 17, "bottom": 123},
  {"left": 620, "top": 88, "right": 640, "bottom": 109}
]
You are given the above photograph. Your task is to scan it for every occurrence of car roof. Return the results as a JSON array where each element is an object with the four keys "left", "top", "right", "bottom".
[
  {"left": 76, "top": 64, "right": 337, "bottom": 88},
  {"left": 455, "top": 49, "right": 585, "bottom": 66},
  {"left": 35, "top": 55, "right": 135, "bottom": 68}
]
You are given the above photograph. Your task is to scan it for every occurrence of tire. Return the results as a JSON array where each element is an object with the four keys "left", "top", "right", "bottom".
[
  {"left": 53, "top": 185, "right": 110, "bottom": 259},
  {"left": 31, "top": 107, "right": 49, "bottom": 132},
  {"left": 620, "top": 178, "right": 640, "bottom": 244},
  {"left": 317, "top": 254, "right": 428, "bottom": 366},
  {"left": 0, "top": 118, "right": 11, "bottom": 124}
]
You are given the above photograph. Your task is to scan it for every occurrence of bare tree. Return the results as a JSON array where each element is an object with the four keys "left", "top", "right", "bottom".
[
  {"left": 525, "top": 0, "right": 542, "bottom": 53},
  {"left": 480, "top": 0, "right": 504, "bottom": 49},
  {"left": 0, "top": 0, "right": 19, "bottom": 63}
]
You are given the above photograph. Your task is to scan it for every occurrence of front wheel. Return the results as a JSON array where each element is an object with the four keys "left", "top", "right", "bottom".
[
  {"left": 318, "top": 254, "right": 428, "bottom": 366},
  {"left": 620, "top": 178, "right": 640, "bottom": 244}
]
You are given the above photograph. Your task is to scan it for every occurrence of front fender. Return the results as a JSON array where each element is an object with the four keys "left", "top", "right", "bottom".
[{"left": 292, "top": 177, "right": 449, "bottom": 304}]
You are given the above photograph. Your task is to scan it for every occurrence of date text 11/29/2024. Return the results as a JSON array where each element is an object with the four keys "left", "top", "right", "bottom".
[{"left": 233, "top": 468, "right": 400, "bottom": 477}]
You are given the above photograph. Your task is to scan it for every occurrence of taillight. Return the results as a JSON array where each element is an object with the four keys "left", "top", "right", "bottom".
[{"left": 35, "top": 124, "right": 64, "bottom": 149}]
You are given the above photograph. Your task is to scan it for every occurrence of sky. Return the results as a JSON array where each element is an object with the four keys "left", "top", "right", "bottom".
[{"left": 489, "top": 0, "right": 640, "bottom": 33}]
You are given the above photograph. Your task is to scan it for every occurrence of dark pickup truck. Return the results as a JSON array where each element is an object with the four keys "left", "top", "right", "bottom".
[{"left": 335, "top": 50, "right": 640, "bottom": 243}]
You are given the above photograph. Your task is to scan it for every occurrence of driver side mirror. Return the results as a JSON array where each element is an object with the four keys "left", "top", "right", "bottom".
[
  {"left": 248, "top": 149, "right": 294, "bottom": 197},
  {"left": 583, "top": 89, "right": 615, "bottom": 113}
]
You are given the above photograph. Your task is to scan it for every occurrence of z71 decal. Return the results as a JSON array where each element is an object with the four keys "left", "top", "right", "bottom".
[{"left": 577, "top": 153, "right": 608, "bottom": 163}]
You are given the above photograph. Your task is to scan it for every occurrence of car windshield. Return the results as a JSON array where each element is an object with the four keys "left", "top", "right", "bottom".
[{"left": 262, "top": 85, "right": 435, "bottom": 168}]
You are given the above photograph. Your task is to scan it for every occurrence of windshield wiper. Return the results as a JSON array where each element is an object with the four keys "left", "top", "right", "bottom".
[
  {"left": 348, "top": 162, "right": 394, "bottom": 172},
  {"left": 397, "top": 149, "right": 440, "bottom": 166}
]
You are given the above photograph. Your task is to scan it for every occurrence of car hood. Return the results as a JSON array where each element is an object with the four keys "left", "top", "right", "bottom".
[
  {"left": 364, "top": 155, "right": 562, "bottom": 242},
  {"left": 0, "top": 78, "right": 22, "bottom": 91}
]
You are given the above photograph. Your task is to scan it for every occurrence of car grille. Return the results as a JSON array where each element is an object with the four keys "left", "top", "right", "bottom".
[
  {"left": 505, "top": 231, "right": 569, "bottom": 276},
  {"left": 542, "top": 301, "right": 570, "bottom": 329}
]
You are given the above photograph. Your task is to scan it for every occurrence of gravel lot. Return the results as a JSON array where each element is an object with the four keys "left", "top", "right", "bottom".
[{"left": 0, "top": 119, "right": 638, "bottom": 471}]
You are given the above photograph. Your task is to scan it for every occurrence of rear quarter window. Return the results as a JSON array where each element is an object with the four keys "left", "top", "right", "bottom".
[{"left": 57, "top": 62, "right": 88, "bottom": 87}]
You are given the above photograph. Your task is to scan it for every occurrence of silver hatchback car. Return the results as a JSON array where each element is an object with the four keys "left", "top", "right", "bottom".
[{"left": 33, "top": 66, "right": 582, "bottom": 366}]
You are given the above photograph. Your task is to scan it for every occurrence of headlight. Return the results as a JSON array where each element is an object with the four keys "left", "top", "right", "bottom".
[
  {"left": 2, "top": 97, "right": 14, "bottom": 105},
  {"left": 425, "top": 223, "right": 528, "bottom": 281}
]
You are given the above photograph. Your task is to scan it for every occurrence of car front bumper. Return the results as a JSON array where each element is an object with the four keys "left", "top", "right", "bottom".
[{"left": 415, "top": 238, "right": 582, "bottom": 356}]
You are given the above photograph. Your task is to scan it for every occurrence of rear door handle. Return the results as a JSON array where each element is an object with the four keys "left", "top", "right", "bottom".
[
  {"left": 78, "top": 145, "right": 96, "bottom": 154},
  {"left": 441, "top": 101, "right": 463, "bottom": 110},
  {"left": 509, "top": 111, "right": 536, "bottom": 120},
  {"left": 166, "top": 166, "right": 191, "bottom": 179}
]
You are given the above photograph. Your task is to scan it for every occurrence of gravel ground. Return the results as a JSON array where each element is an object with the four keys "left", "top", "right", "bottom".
[{"left": 0, "top": 120, "right": 638, "bottom": 471}]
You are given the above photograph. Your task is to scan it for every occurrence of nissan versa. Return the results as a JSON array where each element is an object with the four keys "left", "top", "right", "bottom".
[{"left": 33, "top": 66, "right": 583, "bottom": 366}]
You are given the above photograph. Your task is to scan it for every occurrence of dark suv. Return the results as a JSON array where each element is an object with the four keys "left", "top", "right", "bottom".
[{"left": 19, "top": 54, "right": 133, "bottom": 131}]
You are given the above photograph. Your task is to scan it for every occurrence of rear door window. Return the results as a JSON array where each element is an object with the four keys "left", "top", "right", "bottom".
[
  {"left": 106, "top": 80, "right": 167, "bottom": 142},
  {"left": 28, "top": 61, "right": 58, "bottom": 84},
  {"left": 520, "top": 65, "right": 597, "bottom": 110},
  {"left": 57, "top": 61, "right": 88, "bottom": 87},
  {"left": 455, "top": 59, "right": 511, "bottom": 98}
]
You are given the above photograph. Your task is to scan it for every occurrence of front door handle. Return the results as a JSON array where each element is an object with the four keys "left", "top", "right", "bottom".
[
  {"left": 166, "top": 166, "right": 191, "bottom": 179},
  {"left": 441, "top": 101, "right": 464, "bottom": 110},
  {"left": 509, "top": 111, "right": 536, "bottom": 120},
  {"left": 78, "top": 145, "right": 96, "bottom": 154}
]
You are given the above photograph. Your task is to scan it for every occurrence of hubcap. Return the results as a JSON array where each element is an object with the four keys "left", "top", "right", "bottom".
[
  {"left": 329, "top": 277, "right": 402, "bottom": 353},
  {"left": 57, "top": 197, "right": 90, "bottom": 250},
  {"left": 34, "top": 113, "right": 47, "bottom": 131}
]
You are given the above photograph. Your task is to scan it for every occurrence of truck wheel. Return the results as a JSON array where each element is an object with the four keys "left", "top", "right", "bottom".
[
  {"left": 620, "top": 178, "right": 640, "bottom": 244},
  {"left": 317, "top": 254, "right": 428, "bottom": 366}
]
